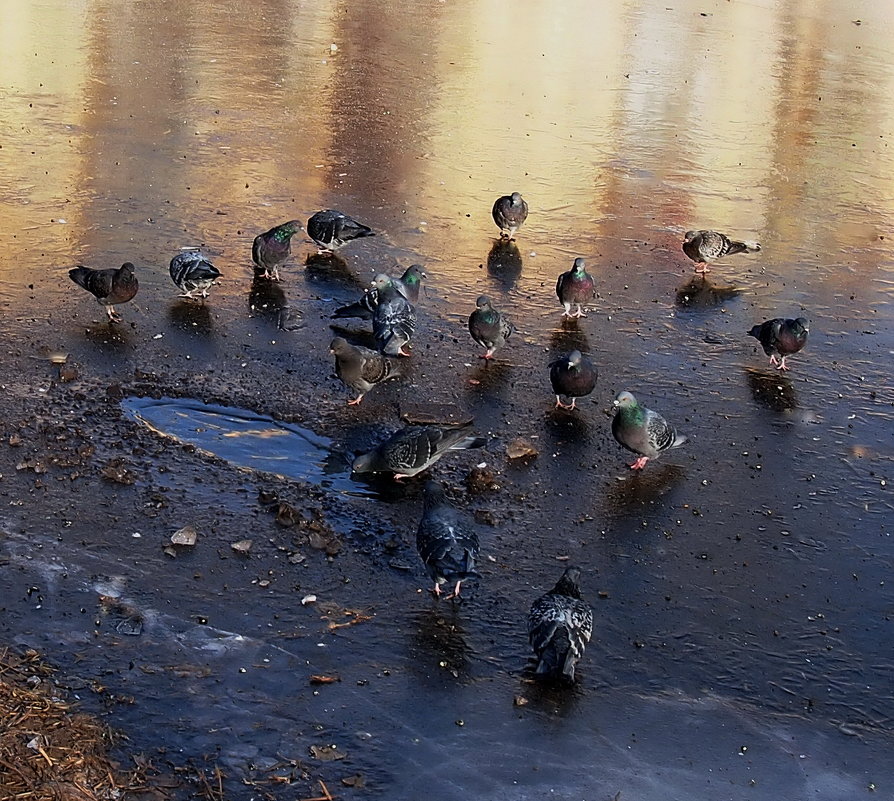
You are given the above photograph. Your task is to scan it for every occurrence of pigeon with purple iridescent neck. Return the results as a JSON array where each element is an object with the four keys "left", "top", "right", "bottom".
[
  {"left": 549, "top": 350, "right": 597, "bottom": 410},
  {"left": 748, "top": 317, "right": 809, "bottom": 371},
  {"left": 556, "top": 257, "right": 595, "bottom": 318},
  {"left": 68, "top": 262, "right": 138, "bottom": 322},
  {"left": 252, "top": 220, "right": 303, "bottom": 281},
  {"left": 468, "top": 295, "right": 515, "bottom": 359}
]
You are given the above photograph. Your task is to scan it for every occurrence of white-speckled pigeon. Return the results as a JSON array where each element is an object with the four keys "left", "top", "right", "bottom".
[
  {"left": 68, "top": 262, "right": 138, "bottom": 322},
  {"left": 492, "top": 192, "right": 528, "bottom": 239},
  {"left": 307, "top": 209, "right": 375, "bottom": 254},
  {"left": 372, "top": 274, "right": 417, "bottom": 357},
  {"left": 169, "top": 251, "right": 222, "bottom": 299},
  {"left": 549, "top": 350, "right": 597, "bottom": 410},
  {"left": 682, "top": 230, "right": 761, "bottom": 274},
  {"left": 556, "top": 257, "right": 595, "bottom": 318},
  {"left": 748, "top": 317, "right": 809, "bottom": 371},
  {"left": 330, "top": 336, "right": 405, "bottom": 405},
  {"left": 611, "top": 390, "right": 687, "bottom": 470},
  {"left": 468, "top": 295, "right": 515, "bottom": 359},
  {"left": 252, "top": 220, "right": 303, "bottom": 281}
]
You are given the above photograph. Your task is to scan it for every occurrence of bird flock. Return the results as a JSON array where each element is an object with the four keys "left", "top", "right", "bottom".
[{"left": 65, "top": 195, "right": 810, "bottom": 684}]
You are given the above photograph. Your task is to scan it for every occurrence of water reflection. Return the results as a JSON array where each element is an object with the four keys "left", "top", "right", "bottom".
[
  {"left": 408, "top": 609, "right": 473, "bottom": 684},
  {"left": 745, "top": 367, "right": 799, "bottom": 412},
  {"left": 486, "top": 239, "right": 523, "bottom": 289},
  {"left": 674, "top": 275, "right": 743, "bottom": 310},
  {"left": 304, "top": 252, "right": 364, "bottom": 288},
  {"left": 248, "top": 275, "right": 287, "bottom": 323},
  {"left": 548, "top": 320, "right": 591, "bottom": 355},
  {"left": 168, "top": 299, "right": 214, "bottom": 336},
  {"left": 602, "top": 463, "right": 686, "bottom": 520}
]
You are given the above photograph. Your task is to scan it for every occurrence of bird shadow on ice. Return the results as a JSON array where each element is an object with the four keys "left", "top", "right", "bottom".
[
  {"left": 674, "top": 275, "right": 743, "bottom": 311},
  {"left": 407, "top": 608, "right": 474, "bottom": 684},
  {"left": 516, "top": 669, "right": 588, "bottom": 715},
  {"left": 168, "top": 299, "right": 213, "bottom": 336},
  {"left": 304, "top": 252, "right": 365, "bottom": 289},
  {"left": 486, "top": 238, "right": 523, "bottom": 290},
  {"left": 327, "top": 323, "right": 377, "bottom": 351},
  {"left": 548, "top": 319, "right": 590, "bottom": 355},
  {"left": 544, "top": 405, "right": 593, "bottom": 447},
  {"left": 248, "top": 275, "right": 287, "bottom": 324},
  {"left": 465, "top": 359, "right": 513, "bottom": 398},
  {"left": 82, "top": 322, "right": 133, "bottom": 355},
  {"left": 745, "top": 367, "right": 798, "bottom": 412},
  {"left": 602, "top": 463, "right": 686, "bottom": 520}
]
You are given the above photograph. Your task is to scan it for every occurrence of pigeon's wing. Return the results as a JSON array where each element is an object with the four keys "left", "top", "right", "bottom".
[
  {"left": 335, "top": 214, "right": 373, "bottom": 242},
  {"left": 69, "top": 267, "right": 113, "bottom": 299},
  {"left": 645, "top": 408, "right": 683, "bottom": 453},
  {"left": 358, "top": 347, "right": 399, "bottom": 386}
]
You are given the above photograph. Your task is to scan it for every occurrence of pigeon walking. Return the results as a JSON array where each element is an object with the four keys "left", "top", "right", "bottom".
[
  {"left": 169, "top": 251, "right": 222, "bottom": 299},
  {"left": 330, "top": 337, "right": 405, "bottom": 405},
  {"left": 372, "top": 274, "right": 417, "bottom": 357},
  {"left": 252, "top": 220, "right": 303, "bottom": 281},
  {"left": 331, "top": 264, "right": 425, "bottom": 320},
  {"left": 528, "top": 566, "right": 593, "bottom": 684},
  {"left": 611, "top": 390, "right": 687, "bottom": 470},
  {"left": 68, "top": 262, "right": 138, "bottom": 322},
  {"left": 556, "top": 257, "right": 595, "bottom": 318},
  {"left": 682, "top": 230, "right": 761, "bottom": 274},
  {"left": 468, "top": 295, "right": 515, "bottom": 359},
  {"left": 748, "top": 317, "right": 809, "bottom": 371},
  {"left": 492, "top": 192, "right": 528, "bottom": 239},
  {"left": 307, "top": 209, "right": 375, "bottom": 254},
  {"left": 416, "top": 481, "right": 480, "bottom": 600},
  {"left": 549, "top": 350, "right": 597, "bottom": 410},
  {"left": 352, "top": 421, "right": 486, "bottom": 480}
]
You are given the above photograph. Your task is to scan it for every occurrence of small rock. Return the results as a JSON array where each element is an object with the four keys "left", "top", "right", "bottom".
[
  {"left": 506, "top": 437, "right": 538, "bottom": 460},
  {"left": 231, "top": 539, "right": 253, "bottom": 554},
  {"left": 275, "top": 501, "right": 300, "bottom": 527},
  {"left": 301, "top": 594, "right": 317, "bottom": 605},
  {"left": 473, "top": 509, "right": 496, "bottom": 526},
  {"left": 8, "top": 434, "right": 22, "bottom": 447},
  {"left": 466, "top": 466, "right": 499, "bottom": 494},
  {"left": 101, "top": 463, "right": 135, "bottom": 485},
  {"left": 341, "top": 774, "right": 365, "bottom": 788},
  {"left": 58, "top": 364, "right": 79, "bottom": 383},
  {"left": 310, "top": 744, "right": 347, "bottom": 761},
  {"left": 171, "top": 525, "right": 198, "bottom": 546},
  {"left": 513, "top": 695, "right": 529, "bottom": 707}
]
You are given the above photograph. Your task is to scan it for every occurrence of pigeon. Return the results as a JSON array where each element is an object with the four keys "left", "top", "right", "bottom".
[
  {"left": 330, "top": 336, "right": 405, "bottom": 405},
  {"left": 492, "top": 192, "right": 528, "bottom": 239},
  {"left": 611, "top": 390, "right": 687, "bottom": 470},
  {"left": 252, "top": 220, "right": 303, "bottom": 281},
  {"left": 682, "top": 230, "right": 761, "bottom": 274},
  {"left": 416, "top": 481, "right": 481, "bottom": 599},
  {"left": 748, "top": 317, "right": 809, "bottom": 371},
  {"left": 372, "top": 274, "right": 417, "bottom": 357},
  {"left": 556, "top": 257, "right": 595, "bottom": 318},
  {"left": 468, "top": 295, "right": 515, "bottom": 359},
  {"left": 307, "top": 209, "right": 375, "bottom": 253},
  {"left": 169, "top": 251, "right": 222, "bottom": 299},
  {"left": 68, "top": 262, "right": 138, "bottom": 322},
  {"left": 528, "top": 566, "right": 593, "bottom": 684},
  {"left": 331, "top": 264, "right": 425, "bottom": 320},
  {"left": 549, "top": 350, "right": 597, "bottom": 410},
  {"left": 352, "top": 421, "right": 486, "bottom": 480}
]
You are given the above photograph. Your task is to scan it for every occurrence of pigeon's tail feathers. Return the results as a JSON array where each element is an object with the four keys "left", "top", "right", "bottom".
[
  {"left": 671, "top": 432, "right": 688, "bottom": 449},
  {"left": 728, "top": 239, "right": 761, "bottom": 256},
  {"left": 450, "top": 435, "right": 487, "bottom": 452},
  {"left": 68, "top": 266, "right": 93, "bottom": 291},
  {"left": 331, "top": 301, "right": 373, "bottom": 320}
]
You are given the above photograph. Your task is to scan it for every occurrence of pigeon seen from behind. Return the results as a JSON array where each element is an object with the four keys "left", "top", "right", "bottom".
[
  {"left": 416, "top": 481, "right": 481, "bottom": 600},
  {"left": 68, "top": 262, "right": 139, "bottom": 322},
  {"left": 331, "top": 264, "right": 425, "bottom": 320},
  {"left": 556, "top": 257, "right": 595, "bottom": 318},
  {"left": 748, "top": 317, "right": 809, "bottom": 371},
  {"left": 252, "top": 220, "right": 303, "bottom": 281},
  {"left": 372, "top": 274, "right": 417, "bottom": 357},
  {"left": 307, "top": 209, "right": 375, "bottom": 254},
  {"left": 492, "top": 192, "right": 528, "bottom": 239},
  {"left": 330, "top": 336, "right": 405, "bottom": 405},
  {"left": 682, "top": 230, "right": 761, "bottom": 274},
  {"left": 468, "top": 295, "right": 515, "bottom": 359},
  {"left": 611, "top": 390, "right": 687, "bottom": 470},
  {"left": 549, "top": 350, "right": 597, "bottom": 410},
  {"left": 528, "top": 566, "right": 593, "bottom": 684},
  {"left": 169, "top": 251, "right": 222, "bottom": 299}
]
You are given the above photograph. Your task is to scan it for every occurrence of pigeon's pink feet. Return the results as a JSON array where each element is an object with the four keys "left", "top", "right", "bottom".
[
  {"left": 694, "top": 264, "right": 710, "bottom": 274},
  {"left": 347, "top": 396, "right": 364, "bottom": 406},
  {"left": 629, "top": 457, "right": 650, "bottom": 470},
  {"left": 776, "top": 357, "right": 790, "bottom": 371},
  {"left": 555, "top": 397, "right": 576, "bottom": 410},
  {"left": 479, "top": 352, "right": 494, "bottom": 360},
  {"left": 398, "top": 347, "right": 412, "bottom": 357},
  {"left": 443, "top": 580, "right": 463, "bottom": 601}
]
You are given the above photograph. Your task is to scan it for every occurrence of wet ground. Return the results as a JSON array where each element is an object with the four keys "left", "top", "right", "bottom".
[{"left": 1, "top": 1, "right": 892, "bottom": 799}]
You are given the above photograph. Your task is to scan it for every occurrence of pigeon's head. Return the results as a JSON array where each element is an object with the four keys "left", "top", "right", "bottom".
[
  {"left": 119, "top": 262, "right": 136, "bottom": 275},
  {"left": 372, "top": 273, "right": 393, "bottom": 291},
  {"left": 794, "top": 317, "right": 810, "bottom": 333},
  {"left": 403, "top": 264, "right": 426, "bottom": 281},
  {"left": 422, "top": 480, "right": 446, "bottom": 505},
  {"left": 510, "top": 191, "right": 524, "bottom": 204},
  {"left": 572, "top": 257, "right": 586, "bottom": 273},
  {"left": 329, "top": 337, "right": 350, "bottom": 356},
  {"left": 553, "top": 565, "right": 583, "bottom": 598},
  {"left": 683, "top": 231, "right": 699, "bottom": 243},
  {"left": 475, "top": 295, "right": 493, "bottom": 310},
  {"left": 613, "top": 390, "right": 637, "bottom": 409},
  {"left": 566, "top": 350, "right": 584, "bottom": 367},
  {"left": 351, "top": 452, "right": 375, "bottom": 474}
]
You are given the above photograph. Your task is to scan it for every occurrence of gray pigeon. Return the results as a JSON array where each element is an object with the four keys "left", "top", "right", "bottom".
[
  {"left": 555, "top": 257, "right": 595, "bottom": 318},
  {"left": 372, "top": 274, "right": 417, "bottom": 357},
  {"left": 330, "top": 336, "right": 405, "bottom": 405},
  {"left": 252, "top": 220, "right": 303, "bottom": 281},
  {"left": 549, "top": 350, "right": 597, "bottom": 410},
  {"left": 331, "top": 264, "right": 425, "bottom": 320},
  {"left": 528, "top": 566, "right": 593, "bottom": 684},
  {"left": 492, "top": 192, "right": 528, "bottom": 239},
  {"left": 682, "top": 230, "right": 761, "bottom": 273},
  {"left": 748, "top": 317, "right": 809, "bottom": 371},
  {"left": 169, "top": 251, "right": 222, "bottom": 299},
  {"left": 611, "top": 390, "right": 687, "bottom": 470},
  {"left": 68, "top": 262, "right": 138, "bottom": 322},
  {"left": 307, "top": 209, "right": 375, "bottom": 253},
  {"left": 468, "top": 295, "right": 515, "bottom": 359},
  {"left": 416, "top": 481, "right": 481, "bottom": 599},
  {"left": 352, "top": 421, "right": 486, "bottom": 480}
]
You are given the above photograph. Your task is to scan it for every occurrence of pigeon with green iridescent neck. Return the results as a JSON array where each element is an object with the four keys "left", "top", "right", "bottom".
[
  {"left": 492, "top": 191, "right": 528, "bottom": 239},
  {"left": 468, "top": 295, "right": 515, "bottom": 359},
  {"left": 169, "top": 251, "right": 221, "bottom": 299},
  {"left": 373, "top": 274, "right": 417, "bottom": 357},
  {"left": 611, "top": 390, "right": 687, "bottom": 470},
  {"left": 307, "top": 209, "right": 375, "bottom": 254},
  {"left": 416, "top": 481, "right": 481, "bottom": 600},
  {"left": 68, "top": 262, "right": 138, "bottom": 322},
  {"left": 682, "top": 230, "right": 761, "bottom": 274},
  {"left": 331, "top": 264, "right": 425, "bottom": 320},
  {"left": 330, "top": 336, "right": 405, "bottom": 405},
  {"left": 748, "top": 317, "right": 809, "bottom": 371},
  {"left": 252, "top": 220, "right": 303, "bottom": 281},
  {"left": 528, "top": 566, "right": 593, "bottom": 684},
  {"left": 556, "top": 257, "right": 595, "bottom": 318},
  {"left": 549, "top": 350, "right": 597, "bottom": 410}
]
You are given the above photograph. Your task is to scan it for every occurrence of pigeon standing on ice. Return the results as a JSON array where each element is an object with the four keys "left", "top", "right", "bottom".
[
  {"left": 416, "top": 481, "right": 480, "bottom": 600},
  {"left": 528, "top": 566, "right": 593, "bottom": 684},
  {"left": 169, "top": 251, "right": 222, "bottom": 299},
  {"left": 611, "top": 390, "right": 687, "bottom": 470},
  {"left": 307, "top": 209, "right": 375, "bottom": 254},
  {"left": 352, "top": 422, "right": 486, "bottom": 480},
  {"left": 372, "top": 274, "right": 417, "bottom": 357},
  {"left": 549, "top": 350, "right": 597, "bottom": 410},
  {"left": 331, "top": 264, "right": 425, "bottom": 320},
  {"left": 748, "top": 317, "right": 809, "bottom": 371},
  {"left": 68, "top": 262, "right": 139, "bottom": 322},
  {"left": 492, "top": 192, "right": 528, "bottom": 239},
  {"left": 556, "top": 257, "right": 595, "bottom": 318},
  {"left": 330, "top": 337, "right": 405, "bottom": 405},
  {"left": 252, "top": 220, "right": 303, "bottom": 281},
  {"left": 682, "top": 230, "right": 761, "bottom": 274},
  {"left": 468, "top": 295, "right": 515, "bottom": 359}
]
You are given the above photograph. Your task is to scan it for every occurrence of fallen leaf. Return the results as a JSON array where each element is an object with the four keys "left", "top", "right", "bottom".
[
  {"left": 310, "top": 744, "right": 346, "bottom": 761},
  {"left": 310, "top": 674, "right": 340, "bottom": 684}
]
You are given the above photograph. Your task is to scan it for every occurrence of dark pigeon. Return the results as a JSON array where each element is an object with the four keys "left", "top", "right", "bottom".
[
  {"left": 416, "top": 481, "right": 481, "bottom": 599},
  {"left": 331, "top": 264, "right": 425, "bottom": 320},
  {"left": 68, "top": 262, "right": 138, "bottom": 322},
  {"left": 612, "top": 390, "right": 687, "bottom": 470},
  {"left": 682, "top": 230, "right": 761, "bottom": 273},
  {"left": 352, "top": 421, "right": 486, "bottom": 480},
  {"left": 492, "top": 192, "right": 528, "bottom": 239},
  {"left": 556, "top": 257, "right": 595, "bottom": 318},
  {"left": 330, "top": 336, "right": 405, "bottom": 405},
  {"left": 169, "top": 251, "right": 221, "bottom": 299},
  {"left": 748, "top": 317, "right": 809, "bottom": 371},
  {"left": 252, "top": 220, "right": 303, "bottom": 281},
  {"left": 528, "top": 566, "right": 593, "bottom": 684},
  {"left": 372, "top": 274, "right": 417, "bottom": 357},
  {"left": 468, "top": 295, "right": 515, "bottom": 359},
  {"left": 549, "top": 350, "right": 597, "bottom": 410},
  {"left": 307, "top": 209, "right": 375, "bottom": 253}
]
